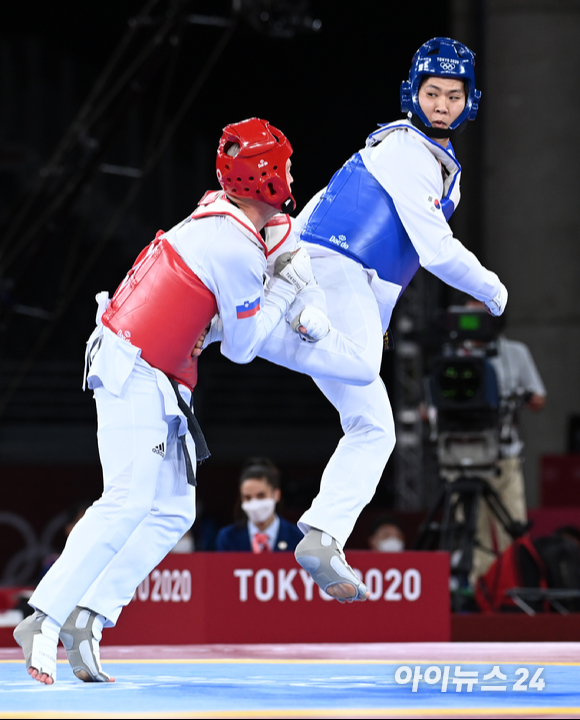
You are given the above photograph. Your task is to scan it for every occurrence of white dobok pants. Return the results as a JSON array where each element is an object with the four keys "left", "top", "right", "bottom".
[
  {"left": 259, "top": 249, "right": 398, "bottom": 547},
  {"left": 30, "top": 360, "right": 196, "bottom": 627}
]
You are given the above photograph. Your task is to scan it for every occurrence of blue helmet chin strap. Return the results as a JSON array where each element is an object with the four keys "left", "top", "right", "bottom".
[{"left": 400, "top": 37, "right": 481, "bottom": 138}]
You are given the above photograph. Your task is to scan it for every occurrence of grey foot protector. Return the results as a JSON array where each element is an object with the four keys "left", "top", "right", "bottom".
[
  {"left": 13, "top": 611, "right": 58, "bottom": 681},
  {"left": 295, "top": 529, "right": 369, "bottom": 602},
  {"left": 59, "top": 606, "right": 111, "bottom": 682}
]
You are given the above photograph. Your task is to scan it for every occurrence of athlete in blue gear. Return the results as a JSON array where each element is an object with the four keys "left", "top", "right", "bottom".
[{"left": 258, "top": 37, "right": 508, "bottom": 602}]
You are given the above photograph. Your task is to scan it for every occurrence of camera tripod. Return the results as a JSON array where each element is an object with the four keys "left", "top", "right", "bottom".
[{"left": 413, "top": 465, "right": 530, "bottom": 605}]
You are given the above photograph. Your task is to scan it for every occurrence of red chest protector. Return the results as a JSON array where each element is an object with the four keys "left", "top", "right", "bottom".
[{"left": 102, "top": 231, "right": 217, "bottom": 391}]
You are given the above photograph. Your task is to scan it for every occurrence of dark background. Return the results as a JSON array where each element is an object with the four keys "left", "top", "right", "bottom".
[{"left": 0, "top": 1, "right": 457, "bottom": 566}]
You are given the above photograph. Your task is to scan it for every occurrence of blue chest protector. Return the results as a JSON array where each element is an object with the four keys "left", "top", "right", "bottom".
[{"left": 301, "top": 152, "right": 454, "bottom": 292}]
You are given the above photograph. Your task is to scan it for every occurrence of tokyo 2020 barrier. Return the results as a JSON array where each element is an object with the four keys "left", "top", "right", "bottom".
[{"left": 104, "top": 551, "right": 450, "bottom": 645}]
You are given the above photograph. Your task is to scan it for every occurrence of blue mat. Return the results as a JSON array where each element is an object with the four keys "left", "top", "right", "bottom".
[{"left": 1, "top": 659, "right": 579, "bottom": 717}]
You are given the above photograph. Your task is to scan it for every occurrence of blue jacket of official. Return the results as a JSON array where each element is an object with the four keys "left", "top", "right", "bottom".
[
  {"left": 216, "top": 516, "right": 303, "bottom": 552},
  {"left": 301, "top": 151, "right": 455, "bottom": 292}
]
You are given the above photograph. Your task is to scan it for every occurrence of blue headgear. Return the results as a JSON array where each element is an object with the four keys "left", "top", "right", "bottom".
[{"left": 400, "top": 37, "right": 481, "bottom": 138}]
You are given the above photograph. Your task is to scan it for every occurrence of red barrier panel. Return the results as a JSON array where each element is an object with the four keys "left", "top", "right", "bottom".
[
  {"left": 541, "top": 454, "right": 580, "bottom": 506},
  {"left": 105, "top": 551, "right": 450, "bottom": 645}
]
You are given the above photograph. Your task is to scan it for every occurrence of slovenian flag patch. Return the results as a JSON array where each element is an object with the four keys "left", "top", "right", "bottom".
[{"left": 236, "top": 295, "right": 261, "bottom": 319}]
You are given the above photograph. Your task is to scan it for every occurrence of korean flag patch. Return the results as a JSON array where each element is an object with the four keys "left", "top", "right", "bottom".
[{"left": 427, "top": 195, "right": 442, "bottom": 213}]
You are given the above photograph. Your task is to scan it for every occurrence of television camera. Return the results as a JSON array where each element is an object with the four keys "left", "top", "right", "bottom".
[{"left": 414, "top": 306, "right": 530, "bottom": 598}]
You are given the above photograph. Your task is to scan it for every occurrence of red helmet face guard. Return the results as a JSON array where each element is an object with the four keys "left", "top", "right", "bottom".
[{"left": 216, "top": 118, "right": 295, "bottom": 212}]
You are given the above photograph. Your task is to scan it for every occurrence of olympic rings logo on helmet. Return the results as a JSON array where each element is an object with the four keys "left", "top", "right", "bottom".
[{"left": 400, "top": 37, "right": 481, "bottom": 133}]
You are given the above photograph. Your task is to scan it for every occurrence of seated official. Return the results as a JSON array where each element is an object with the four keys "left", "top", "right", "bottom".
[
  {"left": 368, "top": 514, "right": 406, "bottom": 553},
  {"left": 216, "top": 457, "right": 302, "bottom": 553}
]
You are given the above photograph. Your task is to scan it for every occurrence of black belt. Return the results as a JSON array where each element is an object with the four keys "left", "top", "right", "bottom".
[{"left": 169, "top": 379, "right": 210, "bottom": 487}]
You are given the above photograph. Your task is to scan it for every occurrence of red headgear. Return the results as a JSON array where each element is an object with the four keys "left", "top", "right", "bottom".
[{"left": 216, "top": 118, "right": 295, "bottom": 212}]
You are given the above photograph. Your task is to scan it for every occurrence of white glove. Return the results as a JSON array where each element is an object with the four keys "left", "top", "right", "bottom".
[
  {"left": 274, "top": 247, "right": 314, "bottom": 292},
  {"left": 290, "top": 305, "right": 331, "bottom": 342},
  {"left": 484, "top": 283, "right": 508, "bottom": 317}
]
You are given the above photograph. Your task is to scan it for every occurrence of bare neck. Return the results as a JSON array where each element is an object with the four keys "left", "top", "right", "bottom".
[{"left": 226, "top": 196, "right": 277, "bottom": 232}]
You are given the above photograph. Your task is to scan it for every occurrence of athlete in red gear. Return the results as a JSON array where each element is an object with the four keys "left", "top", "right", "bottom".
[{"left": 12, "top": 119, "right": 340, "bottom": 685}]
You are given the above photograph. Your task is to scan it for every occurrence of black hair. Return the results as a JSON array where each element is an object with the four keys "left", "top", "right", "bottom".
[
  {"left": 368, "top": 514, "right": 405, "bottom": 538},
  {"left": 238, "top": 456, "right": 281, "bottom": 490}
]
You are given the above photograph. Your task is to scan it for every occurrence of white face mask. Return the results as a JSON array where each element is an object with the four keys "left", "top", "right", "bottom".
[
  {"left": 376, "top": 537, "right": 404, "bottom": 553},
  {"left": 242, "top": 497, "right": 276, "bottom": 525}
]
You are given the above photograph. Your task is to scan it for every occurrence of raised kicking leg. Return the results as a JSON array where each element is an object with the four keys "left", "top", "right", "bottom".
[{"left": 264, "top": 254, "right": 396, "bottom": 601}]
